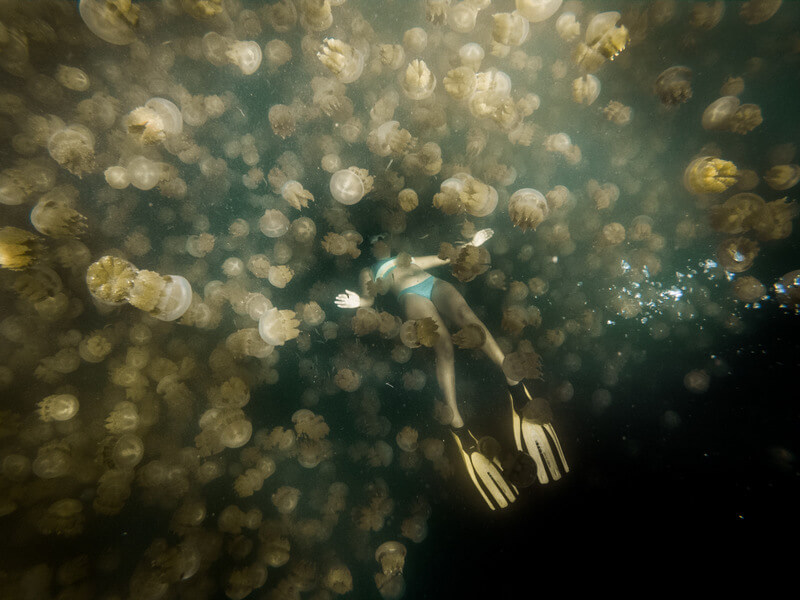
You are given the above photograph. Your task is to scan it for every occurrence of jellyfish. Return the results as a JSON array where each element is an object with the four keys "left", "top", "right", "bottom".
[
  {"left": 654, "top": 66, "right": 693, "bottom": 106},
  {"left": 126, "top": 97, "right": 183, "bottom": 144},
  {"left": 492, "top": 12, "right": 530, "bottom": 47},
  {"left": 47, "top": 125, "right": 96, "bottom": 177},
  {"left": 716, "top": 237, "right": 759, "bottom": 273},
  {"left": 764, "top": 165, "right": 800, "bottom": 191},
  {"left": 684, "top": 156, "right": 738, "bottom": 194},
  {"left": 30, "top": 189, "right": 87, "bottom": 239},
  {"left": 55, "top": 66, "right": 91, "bottom": 92},
  {"left": 572, "top": 74, "right": 601, "bottom": 105},
  {"left": 37, "top": 394, "right": 79, "bottom": 422},
  {"left": 78, "top": 0, "right": 139, "bottom": 45},
  {"left": 317, "top": 38, "right": 365, "bottom": 84},
  {"left": 226, "top": 41, "right": 263, "bottom": 75},
  {"left": 126, "top": 156, "right": 162, "bottom": 191},
  {"left": 330, "top": 167, "right": 373, "bottom": 205},
  {"left": 447, "top": 3, "right": 479, "bottom": 33},
  {"left": 556, "top": 12, "right": 581, "bottom": 41},
  {"left": 401, "top": 60, "right": 436, "bottom": 100},
  {"left": 509, "top": 188, "right": 549, "bottom": 231},
  {"left": 515, "top": 0, "right": 563, "bottom": 23},
  {"left": 0, "top": 227, "right": 43, "bottom": 271},
  {"left": 258, "top": 307, "right": 300, "bottom": 346}
]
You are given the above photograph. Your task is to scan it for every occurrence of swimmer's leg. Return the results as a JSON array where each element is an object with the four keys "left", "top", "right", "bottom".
[
  {"left": 401, "top": 293, "right": 463, "bottom": 429},
  {"left": 431, "top": 279, "right": 518, "bottom": 385}
]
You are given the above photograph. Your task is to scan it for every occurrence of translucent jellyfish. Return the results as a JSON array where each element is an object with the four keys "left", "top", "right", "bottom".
[
  {"left": 55, "top": 65, "right": 91, "bottom": 92},
  {"left": 732, "top": 276, "right": 766, "bottom": 302},
  {"left": 258, "top": 307, "right": 300, "bottom": 346},
  {"left": 740, "top": 0, "right": 782, "bottom": 25},
  {"left": 367, "top": 121, "right": 416, "bottom": 158},
  {"left": 125, "top": 97, "right": 183, "bottom": 144},
  {"left": 684, "top": 369, "right": 710, "bottom": 394},
  {"left": 226, "top": 41, "right": 263, "bottom": 75},
  {"left": 0, "top": 227, "right": 43, "bottom": 271},
  {"left": 317, "top": 38, "right": 364, "bottom": 84},
  {"left": 764, "top": 165, "right": 800, "bottom": 191},
  {"left": 684, "top": 156, "right": 738, "bottom": 194},
  {"left": 113, "top": 434, "right": 144, "bottom": 469},
  {"left": 268, "top": 265, "right": 294, "bottom": 289},
  {"left": 37, "top": 394, "right": 79, "bottom": 422},
  {"left": 654, "top": 66, "right": 693, "bottom": 106},
  {"left": 126, "top": 156, "right": 162, "bottom": 191},
  {"left": 259, "top": 210, "right": 290, "bottom": 237},
  {"left": 395, "top": 426, "right": 419, "bottom": 453},
  {"left": 515, "top": 0, "right": 563, "bottom": 23},
  {"left": 459, "top": 43, "right": 485, "bottom": 70},
  {"left": 572, "top": 74, "right": 601, "bottom": 105},
  {"left": 447, "top": 3, "right": 479, "bottom": 33},
  {"left": 603, "top": 100, "right": 632, "bottom": 125},
  {"left": 492, "top": 12, "right": 530, "bottom": 47},
  {"left": 298, "top": 0, "right": 333, "bottom": 31},
  {"left": 443, "top": 66, "right": 477, "bottom": 100},
  {"left": 280, "top": 180, "right": 314, "bottom": 211},
  {"left": 47, "top": 125, "right": 95, "bottom": 177},
  {"left": 30, "top": 189, "right": 87, "bottom": 239},
  {"left": 716, "top": 237, "right": 759, "bottom": 273},
  {"left": 334, "top": 368, "right": 361, "bottom": 392},
  {"left": 401, "top": 60, "right": 436, "bottom": 101},
  {"left": 104, "top": 166, "right": 130, "bottom": 189},
  {"left": 330, "top": 167, "right": 372, "bottom": 205},
  {"left": 376, "top": 541, "right": 407, "bottom": 576},
  {"left": 502, "top": 345, "right": 542, "bottom": 381},
  {"left": 509, "top": 188, "right": 549, "bottom": 231},
  {"left": 390, "top": 191, "right": 418, "bottom": 218},
  {"left": 268, "top": 104, "right": 296, "bottom": 139},
  {"left": 78, "top": 0, "right": 139, "bottom": 45},
  {"left": 264, "top": 39, "right": 292, "bottom": 71},
  {"left": 220, "top": 418, "right": 252, "bottom": 449},
  {"left": 556, "top": 12, "right": 581, "bottom": 41},
  {"left": 272, "top": 486, "right": 301, "bottom": 514},
  {"left": 597, "top": 222, "right": 626, "bottom": 247},
  {"left": 702, "top": 96, "right": 740, "bottom": 131}
]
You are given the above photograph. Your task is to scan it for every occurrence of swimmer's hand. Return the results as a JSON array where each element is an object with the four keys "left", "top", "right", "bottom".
[
  {"left": 471, "top": 228, "right": 494, "bottom": 247},
  {"left": 335, "top": 290, "right": 361, "bottom": 309}
]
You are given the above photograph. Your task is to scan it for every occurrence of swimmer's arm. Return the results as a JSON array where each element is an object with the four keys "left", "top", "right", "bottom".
[
  {"left": 335, "top": 269, "right": 374, "bottom": 309},
  {"left": 411, "top": 229, "right": 494, "bottom": 270},
  {"left": 411, "top": 255, "right": 450, "bottom": 270},
  {"left": 358, "top": 268, "right": 375, "bottom": 308}
]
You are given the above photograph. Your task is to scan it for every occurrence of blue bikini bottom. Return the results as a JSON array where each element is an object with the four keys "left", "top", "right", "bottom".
[{"left": 398, "top": 276, "right": 436, "bottom": 300}]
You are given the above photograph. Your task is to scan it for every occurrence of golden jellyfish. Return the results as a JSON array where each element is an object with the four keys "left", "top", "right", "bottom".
[
  {"left": 55, "top": 65, "right": 91, "bottom": 92},
  {"left": 317, "top": 38, "right": 365, "bottom": 84},
  {"left": 30, "top": 188, "right": 87, "bottom": 239},
  {"left": 0, "top": 226, "right": 43, "bottom": 271},
  {"left": 502, "top": 344, "right": 542, "bottom": 382},
  {"left": 447, "top": 2, "right": 479, "bottom": 34},
  {"left": 258, "top": 307, "right": 300, "bottom": 346},
  {"left": 684, "top": 156, "right": 738, "bottom": 194},
  {"left": 739, "top": 0, "right": 783, "bottom": 25},
  {"left": 515, "top": 0, "right": 563, "bottom": 23},
  {"left": 395, "top": 426, "right": 419, "bottom": 453},
  {"left": 375, "top": 541, "right": 407, "bottom": 576},
  {"left": 401, "top": 59, "right": 436, "bottom": 100},
  {"left": 764, "top": 165, "right": 800, "bottom": 191},
  {"left": 330, "top": 167, "right": 373, "bottom": 205},
  {"left": 451, "top": 323, "right": 486, "bottom": 349},
  {"left": 37, "top": 394, "right": 79, "bottom": 422},
  {"left": 721, "top": 76, "right": 745, "bottom": 96},
  {"left": 492, "top": 12, "right": 530, "bottom": 47},
  {"left": 78, "top": 0, "right": 139, "bottom": 45},
  {"left": 701, "top": 96, "right": 740, "bottom": 131},
  {"left": 654, "top": 66, "right": 693, "bottom": 107},
  {"left": 268, "top": 104, "right": 296, "bottom": 139},
  {"left": 602, "top": 100, "right": 632, "bottom": 125},
  {"left": 259, "top": 209, "right": 290, "bottom": 238},
  {"left": 47, "top": 125, "right": 96, "bottom": 177},
  {"left": 690, "top": 1, "right": 726, "bottom": 29},
  {"left": 597, "top": 222, "right": 626, "bottom": 247},
  {"left": 708, "top": 193, "right": 765, "bottom": 234},
  {"left": 683, "top": 369, "right": 710, "bottom": 394},
  {"left": 397, "top": 188, "right": 418, "bottom": 212},
  {"left": 716, "top": 237, "right": 759, "bottom": 273},
  {"left": 509, "top": 188, "right": 549, "bottom": 231},
  {"left": 732, "top": 276, "right": 766, "bottom": 303},
  {"left": 280, "top": 180, "right": 314, "bottom": 211},
  {"left": 572, "top": 74, "right": 601, "bottom": 105},
  {"left": 334, "top": 368, "right": 361, "bottom": 392},
  {"left": 324, "top": 564, "right": 353, "bottom": 595},
  {"left": 556, "top": 12, "right": 580, "bottom": 41}
]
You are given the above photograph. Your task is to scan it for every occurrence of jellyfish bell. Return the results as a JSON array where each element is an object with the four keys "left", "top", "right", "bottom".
[
  {"left": 79, "top": 0, "right": 139, "bottom": 45},
  {"left": 330, "top": 168, "right": 365, "bottom": 205},
  {"left": 126, "top": 156, "right": 161, "bottom": 191},
  {"left": 144, "top": 97, "right": 183, "bottom": 136},
  {"left": 702, "top": 96, "right": 740, "bottom": 131},
  {"left": 447, "top": 2, "right": 479, "bottom": 33},
  {"left": 227, "top": 41, "right": 263, "bottom": 75},
  {"left": 515, "top": 0, "right": 563, "bottom": 23}
]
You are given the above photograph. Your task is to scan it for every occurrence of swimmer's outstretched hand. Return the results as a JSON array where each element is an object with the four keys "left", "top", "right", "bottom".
[
  {"left": 471, "top": 228, "right": 494, "bottom": 247},
  {"left": 335, "top": 290, "right": 361, "bottom": 309}
]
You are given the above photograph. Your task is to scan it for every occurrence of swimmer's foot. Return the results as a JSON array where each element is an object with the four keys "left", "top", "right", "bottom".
[
  {"left": 450, "top": 427, "right": 518, "bottom": 510},
  {"left": 508, "top": 382, "right": 569, "bottom": 484}
]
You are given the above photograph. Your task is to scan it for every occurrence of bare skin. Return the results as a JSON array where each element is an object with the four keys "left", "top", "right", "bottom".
[{"left": 336, "top": 232, "right": 517, "bottom": 430}]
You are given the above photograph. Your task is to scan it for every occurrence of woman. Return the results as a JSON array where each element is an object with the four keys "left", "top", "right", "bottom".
[{"left": 335, "top": 229, "right": 567, "bottom": 510}]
